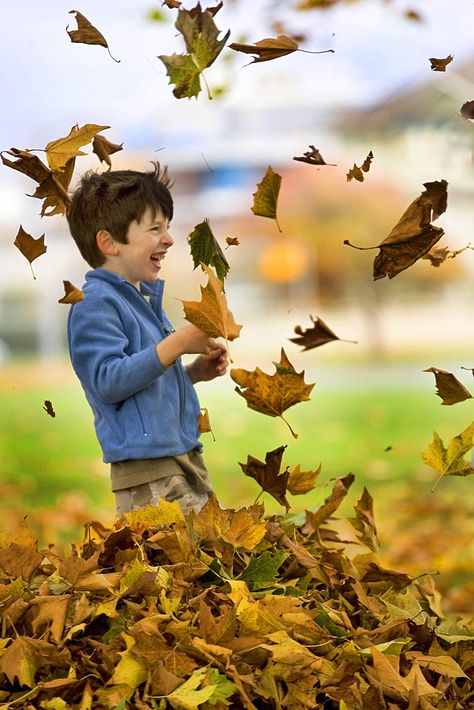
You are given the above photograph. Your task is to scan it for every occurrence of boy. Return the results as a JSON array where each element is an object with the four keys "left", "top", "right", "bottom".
[{"left": 66, "top": 163, "right": 228, "bottom": 516}]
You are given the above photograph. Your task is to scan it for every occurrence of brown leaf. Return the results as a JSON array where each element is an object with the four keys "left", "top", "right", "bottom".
[
  {"left": 45, "top": 123, "right": 109, "bottom": 172},
  {"left": 43, "top": 400, "right": 56, "bottom": 418},
  {"left": 251, "top": 166, "right": 282, "bottom": 232},
  {"left": 30, "top": 595, "right": 69, "bottom": 644},
  {"left": 287, "top": 463, "right": 321, "bottom": 495},
  {"left": 92, "top": 134, "right": 123, "bottom": 168},
  {"left": 305, "top": 473, "right": 354, "bottom": 530},
  {"left": 424, "top": 367, "right": 472, "bottom": 405},
  {"left": 0, "top": 543, "right": 44, "bottom": 581},
  {"left": 290, "top": 315, "right": 357, "bottom": 350},
  {"left": 293, "top": 145, "right": 337, "bottom": 166},
  {"left": 239, "top": 445, "right": 290, "bottom": 510},
  {"left": 429, "top": 54, "right": 453, "bottom": 72},
  {"left": 229, "top": 34, "right": 299, "bottom": 63},
  {"left": 345, "top": 180, "right": 448, "bottom": 280},
  {"left": 350, "top": 487, "right": 379, "bottom": 551},
  {"left": 225, "top": 236, "right": 240, "bottom": 247},
  {"left": 58, "top": 280, "right": 84, "bottom": 304},
  {"left": 231, "top": 348, "right": 315, "bottom": 438},
  {"left": 33, "top": 159, "right": 74, "bottom": 216},
  {"left": 197, "top": 407, "right": 212, "bottom": 434},
  {"left": 1, "top": 148, "right": 51, "bottom": 184},
  {"left": 346, "top": 150, "right": 373, "bottom": 182},
  {"left": 422, "top": 245, "right": 450, "bottom": 267},
  {"left": 460, "top": 100, "right": 474, "bottom": 119},
  {"left": 181, "top": 263, "right": 242, "bottom": 347},
  {"left": 66, "top": 10, "right": 120, "bottom": 62},
  {"left": 405, "top": 9, "right": 423, "bottom": 22},
  {"left": 13, "top": 226, "right": 47, "bottom": 279}
]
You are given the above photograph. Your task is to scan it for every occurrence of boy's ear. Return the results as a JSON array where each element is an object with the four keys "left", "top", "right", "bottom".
[{"left": 96, "top": 229, "right": 119, "bottom": 257}]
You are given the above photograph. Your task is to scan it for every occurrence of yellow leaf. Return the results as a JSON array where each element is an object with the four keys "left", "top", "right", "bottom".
[
  {"left": 251, "top": 165, "right": 282, "bottom": 231},
  {"left": 109, "top": 637, "right": 147, "bottom": 690},
  {"left": 45, "top": 123, "right": 109, "bottom": 171},
  {"left": 166, "top": 667, "right": 215, "bottom": 710},
  {"left": 226, "top": 580, "right": 254, "bottom": 615},
  {"left": 222, "top": 508, "right": 267, "bottom": 550},
  {"left": 422, "top": 421, "right": 474, "bottom": 487},
  {"left": 287, "top": 463, "right": 321, "bottom": 495},
  {"left": 122, "top": 500, "right": 185, "bottom": 531}
]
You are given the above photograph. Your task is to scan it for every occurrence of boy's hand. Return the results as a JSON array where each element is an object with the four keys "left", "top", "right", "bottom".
[
  {"left": 186, "top": 343, "right": 229, "bottom": 384},
  {"left": 156, "top": 324, "right": 220, "bottom": 369}
]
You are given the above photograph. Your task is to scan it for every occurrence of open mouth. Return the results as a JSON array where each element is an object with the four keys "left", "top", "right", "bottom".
[{"left": 150, "top": 253, "right": 164, "bottom": 265}]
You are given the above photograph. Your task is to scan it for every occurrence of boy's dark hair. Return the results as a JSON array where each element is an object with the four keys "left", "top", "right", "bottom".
[{"left": 66, "top": 162, "right": 174, "bottom": 268}]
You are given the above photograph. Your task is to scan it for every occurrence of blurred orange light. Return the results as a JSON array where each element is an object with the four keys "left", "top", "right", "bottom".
[{"left": 260, "top": 239, "right": 309, "bottom": 283}]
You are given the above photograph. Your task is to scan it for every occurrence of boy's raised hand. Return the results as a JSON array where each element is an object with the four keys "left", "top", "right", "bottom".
[
  {"left": 156, "top": 324, "right": 223, "bottom": 369},
  {"left": 186, "top": 342, "right": 228, "bottom": 384}
]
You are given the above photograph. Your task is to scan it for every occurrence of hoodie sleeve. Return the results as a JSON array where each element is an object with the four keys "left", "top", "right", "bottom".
[{"left": 68, "top": 295, "right": 166, "bottom": 404}]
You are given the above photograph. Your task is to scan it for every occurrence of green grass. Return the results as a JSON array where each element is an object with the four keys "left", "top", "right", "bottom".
[{"left": 0, "top": 360, "right": 472, "bottom": 523}]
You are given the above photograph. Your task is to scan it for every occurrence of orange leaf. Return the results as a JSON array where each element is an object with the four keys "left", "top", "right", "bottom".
[
  {"left": 13, "top": 226, "right": 47, "bottom": 278},
  {"left": 58, "top": 280, "right": 84, "bottom": 304}
]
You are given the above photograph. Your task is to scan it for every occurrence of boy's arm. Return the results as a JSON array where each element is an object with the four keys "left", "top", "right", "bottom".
[
  {"left": 185, "top": 343, "right": 228, "bottom": 384},
  {"left": 155, "top": 325, "right": 217, "bottom": 368}
]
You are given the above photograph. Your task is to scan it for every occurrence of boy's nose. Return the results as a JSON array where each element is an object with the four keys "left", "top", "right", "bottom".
[{"left": 162, "top": 229, "right": 174, "bottom": 246}]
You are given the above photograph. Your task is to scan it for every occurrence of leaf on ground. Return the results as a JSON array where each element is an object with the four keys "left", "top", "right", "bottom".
[
  {"left": 350, "top": 487, "right": 379, "bottom": 552},
  {"left": 422, "top": 422, "right": 474, "bottom": 483},
  {"left": 92, "top": 134, "right": 123, "bottom": 168},
  {"left": 231, "top": 349, "right": 314, "bottom": 438},
  {"left": 289, "top": 315, "right": 357, "bottom": 350},
  {"left": 346, "top": 150, "right": 374, "bottom": 182},
  {"left": 188, "top": 219, "right": 229, "bottom": 280},
  {"left": 122, "top": 500, "right": 185, "bottom": 531},
  {"left": 429, "top": 54, "right": 453, "bottom": 72},
  {"left": 66, "top": 11, "right": 120, "bottom": 62},
  {"left": 345, "top": 179, "right": 448, "bottom": 280},
  {"left": 251, "top": 166, "right": 282, "bottom": 232},
  {"left": 14, "top": 226, "right": 47, "bottom": 278},
  {"left": 58, "top": 280, "right": 84, "bottom": 304},
  {"left": 166, "top": 667, "right": 215, "bottom": 709},
  {"left": 287, "top": 463, "right": 321, "bottom": 495},
  {"left": 424, "top": 367, "right": 472, "bottom": 405},
  {"left": 45, "top": 124, "right": 109, "bottom": 172},
  {"left": 460, "top": 100, "right": 474, "bottom": 119},
  {"left": 293, "top": 145, "right": 337, "bottom": 166},
  {"left": 239, "top": 446, "right": 290, "bottom": 510},
  {"left": 238, "top": 550, "right": 288, "bottom": 590},
  {"left": 181, "top": 263, "right": 242, "bottom": 343}
]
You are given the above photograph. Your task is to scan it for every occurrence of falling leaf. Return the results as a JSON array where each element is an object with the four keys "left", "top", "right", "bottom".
[
  {"left": 429, "top": 55, "right": 453, "bottom": 72},
  {"left": 422, "top": 245, "right": 450, "bottom": 267},
  {"left": 286, "top": 463, "right": 321, "bottom": 495},
  {"left": 422, "top": 422, "right": 474, "bottom": 488},
  {"left": 13, "top": 226, "right": 47, "bottom": 279},
  {"left": 66, "top": 10, "right": 120, "bottom": 62},
  {"left": 460, "top": 100, "right": 474, "bottom": 119},
  {"left": 293, "top": 145, "right": 336, "bottom": 166},
  {"left": 45, "top": 124, "right": 109, "bottom": 172},
  {"left": 225, "top": 236, "right": 240, "bottom": 247},
  {"left": 251, "top": 166, "right": 282, "bottom": 232},
  {"left": 231, "top": 349, "right": 314, "bottom": 438},
  {"left": 158, "top": 4, "right": 230, "bottom": 99},
  {"left": 346, "top": 150, "right": 374, "bottom": 182},
  {"left": 92, "top": 134, "right": 123, "bottom": 168},
  {"left": 163, "top": 0, "right": 182, "bottom": 8},
  {"left": 289, "top": 315, "right": 357, "bottom": 350},
  {"left": 239, "top": 446, "right": 290, "bottom": 509},
  {"left": 344, "top": 179, "right": 448, "bottom": 280},
  {"left": 229, "top": 34, "right": 333, "bottom": 64},
  {"left": 188, "top": 219, "right": 229, "bottom": 280},
  {"left": 424, "top": 367, "right": 472, "bottom": 405},
  {"left": 350, "top": 487, "right": 379, "bottom": 552},
  {"left": 305, "top": 473, "right": 354, "bottom": 530},
  {"left": 43, "top": 400, "right": 56, "bottom": 418},
  {"left": 405, "top": 9, "right": 423, "bottom": 21},
  {"left": 58, "top": 280, "right": 84, "bottom": 304},
  {"left": 181, "top": 263, "right": 242, "bottom": 348}
]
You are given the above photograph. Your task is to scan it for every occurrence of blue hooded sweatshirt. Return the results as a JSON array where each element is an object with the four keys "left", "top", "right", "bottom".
[{"left": 67, "top": 268, "right": 202, "bottom": 463}]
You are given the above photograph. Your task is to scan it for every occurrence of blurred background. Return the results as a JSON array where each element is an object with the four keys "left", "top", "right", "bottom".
[{"left": 0, "top": 0, "right": 473, "bottom": 611}]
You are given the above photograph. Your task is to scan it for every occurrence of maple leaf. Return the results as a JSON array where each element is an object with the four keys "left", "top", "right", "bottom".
[
  {"left": 350, "top": 487, "right": 379, "bottom": 552},
  {"left": 1, "top": 147, "right": 50, "bottom": 184},
  {"left": 13, "top": 226, "right": 47, "bottom": 279},
  {"left": 181, "top": 263, "right": 242, "bottom": 351},
  {"left": 225, "top": 236, "right": 239, "bottom": 248},
  {"left": 346, "top": 150, "right": 374, "bottom": 182},
  {"left": 92, "top": 134, "right": 123, "bottom": 168},
  {"left": 422, "top": 421, "right": 474, "bottom": 490},
  {"left": 58, "top": 280, "right": 84, "bottom": 304},
  {"left": 66, "top": 10, "right": 120, "bottom": 62},
  {"left": 424, "top": 367, "right": 472, "bottom": 405},
  {"left": 293, "top": 145, "right": 337, "bottom": 166},
  {"left": 166, "top": 667, "right": 215, "bottom": 708},
  {"left": 289, "top": 315, "right": 357, "bottom": 351},
  {"left": 43, "top": 400, "right": 56, "bottom": 418},
  {"left": 286, "top": 463, "right": 321, "bottom": 495},
  {"left": 45, "top": 123, "right": 109, "bottom": 172},
  {"left": 33, "top": 158, "right": 75, "bottom": 217},
  {"left": 231, "top": 349, "right": 314, "bottom": 439},
  {"left": 158, "top": 4, "right": 230, "bottom": 99},
  {"left": 429, "top": 54, "right": 453, "bottom": 72},
  {"left": 251, "top": 166, "right": 282, "bottom": 232},
  {"left": 229, "top": 34, "right": 333, "bottom": 64},
  {"left": 304, "top": 473, "right": 354, "bottom": 530},
  {"left": 188, "top": 219, "right": 229, "bottom": 280},
  {"left": 240, "top": 445, "right": 290, "bottom": 509},
  {"left": 239, "top": 550, "right": 289, "bottom": 591},
  {"left": 344, "top": 179, "right": 448, "bottom": 280},
  {"left": 460, "top": 100, "right": 474, "bottom": 119}
]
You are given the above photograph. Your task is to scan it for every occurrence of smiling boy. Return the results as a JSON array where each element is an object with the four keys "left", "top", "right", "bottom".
[{"left": 66, "top": 163, "right": 228, "bottom": 516}]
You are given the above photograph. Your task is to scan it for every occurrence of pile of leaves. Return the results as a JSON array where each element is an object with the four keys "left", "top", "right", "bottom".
[{"left": 1, "top": 477, "right": 474, "bottom": 710}]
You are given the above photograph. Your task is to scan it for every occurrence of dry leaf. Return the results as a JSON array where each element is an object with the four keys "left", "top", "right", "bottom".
[
  {"left": 92, "top": 134, "right": 123, "bottom": 168},
  {"left": 43, "top": 400, "right": 56, "bottom": 418},
  {"left": 45, "top": 124, "right": 109, "bottom": 172},
  {"left": 58, "top": 280, "right": 84, "bottom": 304},
  {"left": 229, "top": 34, "right": 299, "bottom": 63},
  {"left": 293, "top": 145, "right": 336, "bottom": 166},
  {"left": 181, "top": 264, "right": 242, "bottom": 349},
  {"left": 424, "top": 367, "right": 472, "bottom": 405},
  {"left": 347, "top": 150, "right": 374, "bottom": 182},
  {"left": 290, "top": 315, "right": 357, "bottom": 350},
  {"left": 345, "top": 180, "right": 448, "bottom": 280},
  {"left": 225, "top": 237, "right": 240, "bottom": 247},
  {"left": 251, "top": 166, "right": 282, "bottom": 232},
  {"left": 305, "top": 473, "right": 354, "bottom": 530},
  {"left": 286, "top": 463, "right": 321, "bottom": 495},
  {"left": 429, "top": 55, "right": 453, "bottom": 72},
  {"left": 350, "top": 487, "right": 379, "bottom": 552},
  {"left": 422, "top": 422, "right": 474, "bottom": 488},
  {"left": 239, "top": 446, "right": 290, "bottom": 510},
  {"left": 231, "top": 348, "right": 314, "bottom": 438},
  {"left": 13, "top": 226, "right": 47, "bottom": 279},
  {"left": 67, "top": 10, "right": 120, "bottom": 62},
  {"left": 460, "top": 100, "right": 474, "bottom": 119}
]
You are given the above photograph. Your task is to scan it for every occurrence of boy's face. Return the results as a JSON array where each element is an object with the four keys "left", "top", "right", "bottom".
[{"left": 110, "top": 207, "right": 173, "bottom": 287}]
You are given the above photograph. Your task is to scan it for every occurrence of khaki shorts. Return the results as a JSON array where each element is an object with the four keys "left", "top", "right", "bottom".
[{"left": 112, "top": 450, "right": 213, "bottom": 517}]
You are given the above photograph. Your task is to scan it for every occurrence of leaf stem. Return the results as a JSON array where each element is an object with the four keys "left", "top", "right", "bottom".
[
  {"left": 280, "top": 414, "right": 298, "bottom": 439},
  {"left": 343, "top": 239, "right": 378, "bottom": 251},
  {"left": 297, "top": 48, "right": 335, "bottom": 55},
  {"left": 106, "top": 46, "right": 121, "bottom": 63}
]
